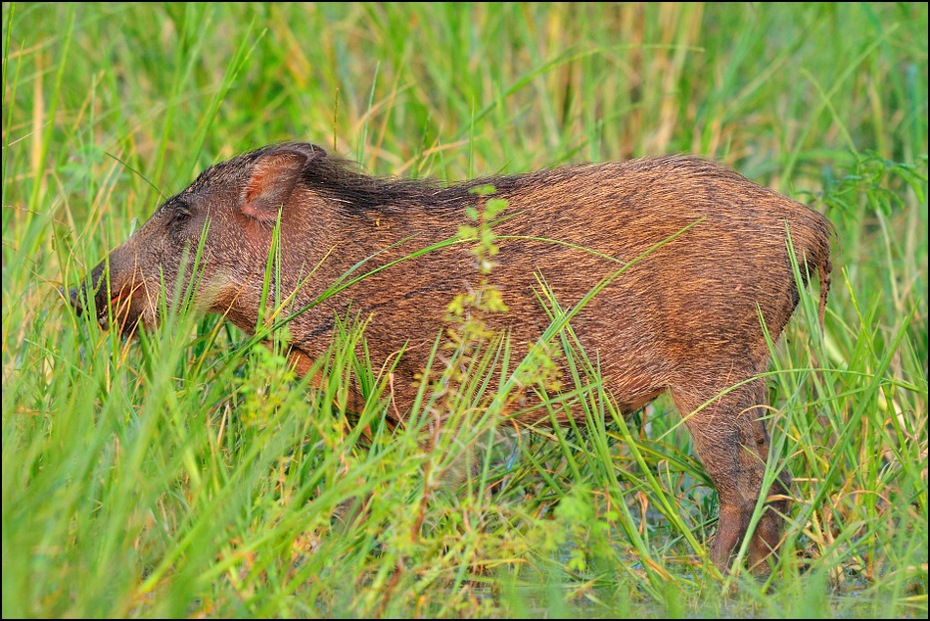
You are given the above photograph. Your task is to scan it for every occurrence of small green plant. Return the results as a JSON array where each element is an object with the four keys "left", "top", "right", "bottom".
[{"left": 444, "top": 185, "right": 511, "bottom": 340}]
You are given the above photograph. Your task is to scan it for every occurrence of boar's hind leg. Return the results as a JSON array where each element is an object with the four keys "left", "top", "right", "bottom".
[{"left": 669, "top": 377, "right": 791, "bottom": 573}]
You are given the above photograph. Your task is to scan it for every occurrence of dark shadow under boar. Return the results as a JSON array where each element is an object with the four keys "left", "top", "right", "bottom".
[{"left": 69, "top": 142, "right": 833, "bottom": 574}]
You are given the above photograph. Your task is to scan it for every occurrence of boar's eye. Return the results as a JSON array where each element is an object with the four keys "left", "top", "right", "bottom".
[{"left": 169, "top": 202, "right": 192, "bottom": 227}]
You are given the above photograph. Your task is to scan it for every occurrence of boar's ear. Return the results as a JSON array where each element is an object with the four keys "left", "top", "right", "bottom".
[{"left": 241, "top": 144, "right": 326, "bottom": 222}]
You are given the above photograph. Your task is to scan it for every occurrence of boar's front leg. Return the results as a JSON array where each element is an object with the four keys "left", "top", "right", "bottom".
[{"left": 670, "top": 377, "right": 792, "bottom": 573}]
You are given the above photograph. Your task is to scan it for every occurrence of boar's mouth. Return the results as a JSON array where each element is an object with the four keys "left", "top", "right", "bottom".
[{"left": 69, "top": 277, "right": 151, "bottom": 338}]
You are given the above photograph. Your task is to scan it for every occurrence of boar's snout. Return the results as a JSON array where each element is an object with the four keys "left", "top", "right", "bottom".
[
  {"left": 67, "top": 261, "right": 105, "bottom": 319},
  {"left": 66, "top": 260, "right": 147, "bottom": 336},
  {"left": 67, "top": 284, "right": 84, "bottom": 314}
]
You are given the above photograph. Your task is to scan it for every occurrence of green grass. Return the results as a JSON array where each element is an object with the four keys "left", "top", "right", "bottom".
[{"left": 2, "top": 2, "right": 927, "bottom": 617}]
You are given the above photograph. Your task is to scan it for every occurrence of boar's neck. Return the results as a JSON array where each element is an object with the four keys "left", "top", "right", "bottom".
[
  {"left": 275, "top": 186, "right": 460, "bottom": 299},
  {"left": 255, "top": 170, "right": 527, "bottom": 354}
]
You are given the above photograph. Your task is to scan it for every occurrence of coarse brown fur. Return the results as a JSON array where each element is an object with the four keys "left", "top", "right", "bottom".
[{"left": 70, "top": 142, "right": 833, "bottom": 574}]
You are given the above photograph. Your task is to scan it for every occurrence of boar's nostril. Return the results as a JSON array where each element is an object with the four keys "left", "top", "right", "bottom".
[{"left": 65, "top": 285, "right": 86, "bottom": 315}]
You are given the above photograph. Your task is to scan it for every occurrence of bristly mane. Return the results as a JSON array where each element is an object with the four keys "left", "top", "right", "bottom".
[
  {"left": 296, "top": 150, "right": 763, "bottom": 214},
  {"left": 299, "top": 155, "right": 544, "bottom": 213}
]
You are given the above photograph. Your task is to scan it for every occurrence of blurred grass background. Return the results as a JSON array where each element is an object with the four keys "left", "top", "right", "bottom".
[{"left": 2, "top": 2, "right": 927, "bottom": 617}]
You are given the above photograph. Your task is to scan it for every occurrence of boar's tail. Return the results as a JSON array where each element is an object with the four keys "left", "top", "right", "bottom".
[
  {"left": 801, "top": 211, "right": 834, "bottom": 330},
  {"left": 815, "top": 247, "right": 832, "bottom": 329}
]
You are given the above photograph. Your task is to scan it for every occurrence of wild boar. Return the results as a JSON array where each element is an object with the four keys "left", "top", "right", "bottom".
[{"left": 70, "top": 142, "right": 833, "bottom": 572}]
